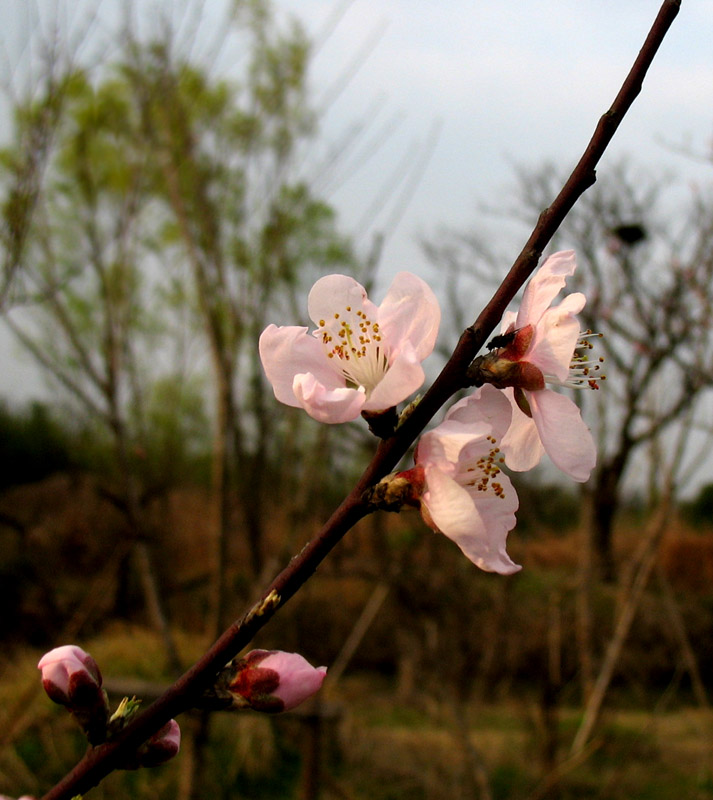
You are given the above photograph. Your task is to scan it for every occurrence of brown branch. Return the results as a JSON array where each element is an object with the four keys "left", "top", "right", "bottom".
[{"left": 39, "top": 2, "right": 681, "bottom": 797}]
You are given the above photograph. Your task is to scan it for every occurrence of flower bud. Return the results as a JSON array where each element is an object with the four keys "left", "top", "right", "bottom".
[
  {"left": 136, "top": 719, "right": 181, "bottom": 768},
  {"left": 37, "top": 644, "right": 109, "bottom": 743},
  {"left": 0, "top": 795, "right": 37, "bottom": 799},
  {"left": 38, "top": 645, "right": 103, "bottom": 706},
  {"left": 227, "top": 650, "right": 327, "bottom": 713}
]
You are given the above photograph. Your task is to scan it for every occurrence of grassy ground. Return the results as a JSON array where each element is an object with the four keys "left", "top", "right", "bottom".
[
  {"left": 334, "top": 676, "right": 713, "bottom": 800},
  {"left": 2, "top": 627, "right": 713, "bottom": 799}
]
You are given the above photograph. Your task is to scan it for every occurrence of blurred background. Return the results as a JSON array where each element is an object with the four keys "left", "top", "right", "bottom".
[{"left": 1, "top": 1, "right": 713, "bottom": 797}]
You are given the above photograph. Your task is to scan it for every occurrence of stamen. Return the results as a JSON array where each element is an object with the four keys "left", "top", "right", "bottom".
[
  {"left": 545, "top": 330, "right": 605, "bottom": 390},
  {"left": 316, "top": 305, "right": 390, "bottom": 395},
  {"left": 459, "top": 441, "right": 507, "bottom": 500}
]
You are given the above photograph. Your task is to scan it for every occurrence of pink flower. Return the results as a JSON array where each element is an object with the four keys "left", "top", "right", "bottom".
[
  {"left": 409, "top": 385, "right": 521, "bottom": 575},
  {"left": 488, "top": 251, "right": 598, "bottom": 482},
  {"left": 37, "top": 645, "right": 103, "bottom": 706},
  {"left": 229, "top": 649, "right": 327, "bottom": 712},
  {"left": 259, "top": 272, "right": 440, "bottom": 423},
  {"left": 137, "top": 719, "right": 181, "bottom": 768}
]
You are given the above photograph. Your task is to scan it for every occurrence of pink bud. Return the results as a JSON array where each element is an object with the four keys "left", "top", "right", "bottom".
[
  {"left": 231, "top": 650, "right": 327, "bottom": 712},
  {"left": 37, "top": 645, "right": 102, "bottom": 706},
  {"left": 137, "top": 719, "right": 181, "bottom": 768},
  {"left": 0, "top": 796, "right": 37, "bottom": 799}
]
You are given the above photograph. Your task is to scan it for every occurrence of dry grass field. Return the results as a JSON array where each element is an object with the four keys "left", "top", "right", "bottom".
[{"left": 2, "top": 475, "right": 713, "bottom": 798}]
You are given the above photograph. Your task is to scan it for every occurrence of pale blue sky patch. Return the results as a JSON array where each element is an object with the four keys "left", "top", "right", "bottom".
[{"left": 0, "top": 0, "right": 711, "bottom": 428}]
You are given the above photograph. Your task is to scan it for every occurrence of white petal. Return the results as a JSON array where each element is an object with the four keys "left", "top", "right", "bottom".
[
  {"left": 445, "top": 385, "right": 513, "bottom": 442},
  {"left": 293, "top": 373, "right": 366, "bottom": 423},
  {"left": 363, "top": 343, "right": 426, "bottom": 411},
  {"left": 415, "top": 434, "right": 457, "bottom": 477},
  {"left": 423, "top": 465, "right": 520, "bottom": 574},
  {"left": 378, "top": 272, "right": 441, "bottom": 361},
  {"left": 307, "top": 274, "right": 378, "bottom": 328},
  {"left": 260, "top": 324, "right": 344, "bottom": 407},
  {"left": 418, "top": 419, "right": 488, "bottom": 466},
  {"left": 500, "top": 310, "right": 517, "bottom": 334},
  {"left": 528, "top": 301, "right": 583, "bottom": 381},
  {"left": 500, "top": 388, "right": 546, "bottom": 471},
  {"left": 529, "top": 390, "right": 596, "bottom": 481},
  {"left": 516, "top": 250, "right": 577, "bottom": 328}
]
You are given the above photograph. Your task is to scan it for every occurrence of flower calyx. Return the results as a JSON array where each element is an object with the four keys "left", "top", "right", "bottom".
[
  {"left": 467, "top": 325, "right": 545, "bottom": 394},
  {"left": 362, "top": 466, "right": 426, "bottom": 512},
  {"left": 361, "top": 406, "right": 399, "bottom": 439}
]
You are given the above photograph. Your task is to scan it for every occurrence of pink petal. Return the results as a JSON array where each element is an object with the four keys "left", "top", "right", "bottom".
[
  {"left": 529, "top": 390, "right": 596, "bottom": 482},
  {"left": 293, "top": 373, "right": 366, "bottom": 423},
  {"left": 363, "top": 343, "right": 425, "bottom": 411},
  {"left": 259, "top": 324, "right": 344, "bottom": 408},
  {"left": 307, "top": 274, "right": 378, "bottom": 328},
  {"left": 423, "top": 465, "right": 520, "bottom": 574},
  {"left": 500, "top": 310, "right": 517, "bottom": 334},
  {"left": 378, "top": 272, "right": 441, "bottom": 361},
  {"left": 415, "top": 429, "right": 459, "bottom": 472},
  {"left": 516, "top": 250, "right": 577, "bottom": 328},
  {"left": 527, "top": 297, "right": 584, "bottom": 380},
  {"left": 139, "top": 720, "right": 181, "bottom": 766},
  {"left": 500, "top": 388, "right": 546, "bottom": 472},
  {"left": 418, "top": 420, "right": 488, "bottom": 467},
  {"left": 37, "top": 645, "right": 101, "bottom": 691},
  {"left": 445, "top": 385, "right": 513, "bottom": 441},
  {"left": 260, "top": 651, "right": 327, "bottom": 711}
]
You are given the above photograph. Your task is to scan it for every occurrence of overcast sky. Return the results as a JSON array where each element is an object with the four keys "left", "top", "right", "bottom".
[
  {"left": 274, "top": 0, "right": 713, "bottom": 275},
  {"left": 1, "top": 0, "right": 712, "bottom": 404}
]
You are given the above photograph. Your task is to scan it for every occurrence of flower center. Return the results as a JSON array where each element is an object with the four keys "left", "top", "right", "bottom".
[
  {"left": 546, "top": 330, "right": 605, "bottom": 390},
  {"left": 317, "top": 307, "right": 389, "bottom": 394},
  {"left": 460, "top": 436, "right": 507, "bottom": 499}
]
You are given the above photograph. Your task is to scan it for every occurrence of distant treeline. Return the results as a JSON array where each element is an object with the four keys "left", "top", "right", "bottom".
[
  {"left": 0, "top": 399, "right": 73, "bottom": 488},
  {"left": 2, "top": 396, "right": 712, "bottom": 525}
]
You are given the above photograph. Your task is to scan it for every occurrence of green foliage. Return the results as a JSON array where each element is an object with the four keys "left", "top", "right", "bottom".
[
  {"left": 0, "top": 400, "right": 72, "bottom": 488},
  {"left": 681, "top": 483, "right": 713, "bottom": 528},
  {"left": 136, "top": 375, "right": 212, "bottom": 486},
  {"left": 512, "top": 478, "right": 581, "bottom": 535}
]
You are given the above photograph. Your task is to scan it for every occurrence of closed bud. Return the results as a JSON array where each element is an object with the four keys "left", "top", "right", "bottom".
[
  {"left": 223, "top": 650, "right": 327, "bottom": 713},
  {"left": 38, "top": 645, "right": 103, "bottom": 706},
  {"left": 37, "top": 645, "right": 109, "bottom": 744},
  {"left": 0, "top": 795, "right": 38, "bottom": 799},
  {"left": 136, "top": 719, "right": 181, "bottom": 768}
]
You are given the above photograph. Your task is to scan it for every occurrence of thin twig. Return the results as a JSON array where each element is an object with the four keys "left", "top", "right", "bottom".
[{"left": 39, "top": 2, "right": 681, "bottom": 797}]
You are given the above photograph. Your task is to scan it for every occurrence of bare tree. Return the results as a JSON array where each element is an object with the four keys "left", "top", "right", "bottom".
[
  {"left": 425, "top": 161, "right": 713, "bottom": 580},
  {"left": 1, "top": 63, "right": 185, "bottom": 671},
  {"left": 120, "top": 1, "right": 357, "bottom": 631}
]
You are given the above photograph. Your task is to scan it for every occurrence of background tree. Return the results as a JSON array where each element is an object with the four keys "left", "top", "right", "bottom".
[
  {"left": 1, "top": 0, "right": 360, "bottom": 630},
  {"left": 0, "top": 64, "right": 190, "bottom": 671},
  {"left": 425, "top": 160, "right": 713, "bottom": 580},
  {"left": 1, "top": 7, "right": 361, "bottom": 794},
  {"left": 424, "top": 161, "right": 713, "bottom": 706},
  {"left": 512, "top": 161, "right": 713, "bottom": 580},
  {"left": 119, "top": 0, "right": 358, "bottom": 632}
]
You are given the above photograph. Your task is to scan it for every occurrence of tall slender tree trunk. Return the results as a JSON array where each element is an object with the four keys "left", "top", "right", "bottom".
[
  {"left": 571, "top": 496, "right": 670, "bottom": 756},
  {"left": 590, "top": 447, "right": 630, "bottom": 582},
  {"left": 111, "top": 414, "right": 182, "bottom": 675},
  {"left": 212, "top": 369, "right": 237, "bottom": 637},
  {"left": 576, "top": 490, "right": 594, "bottom": 704}
]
